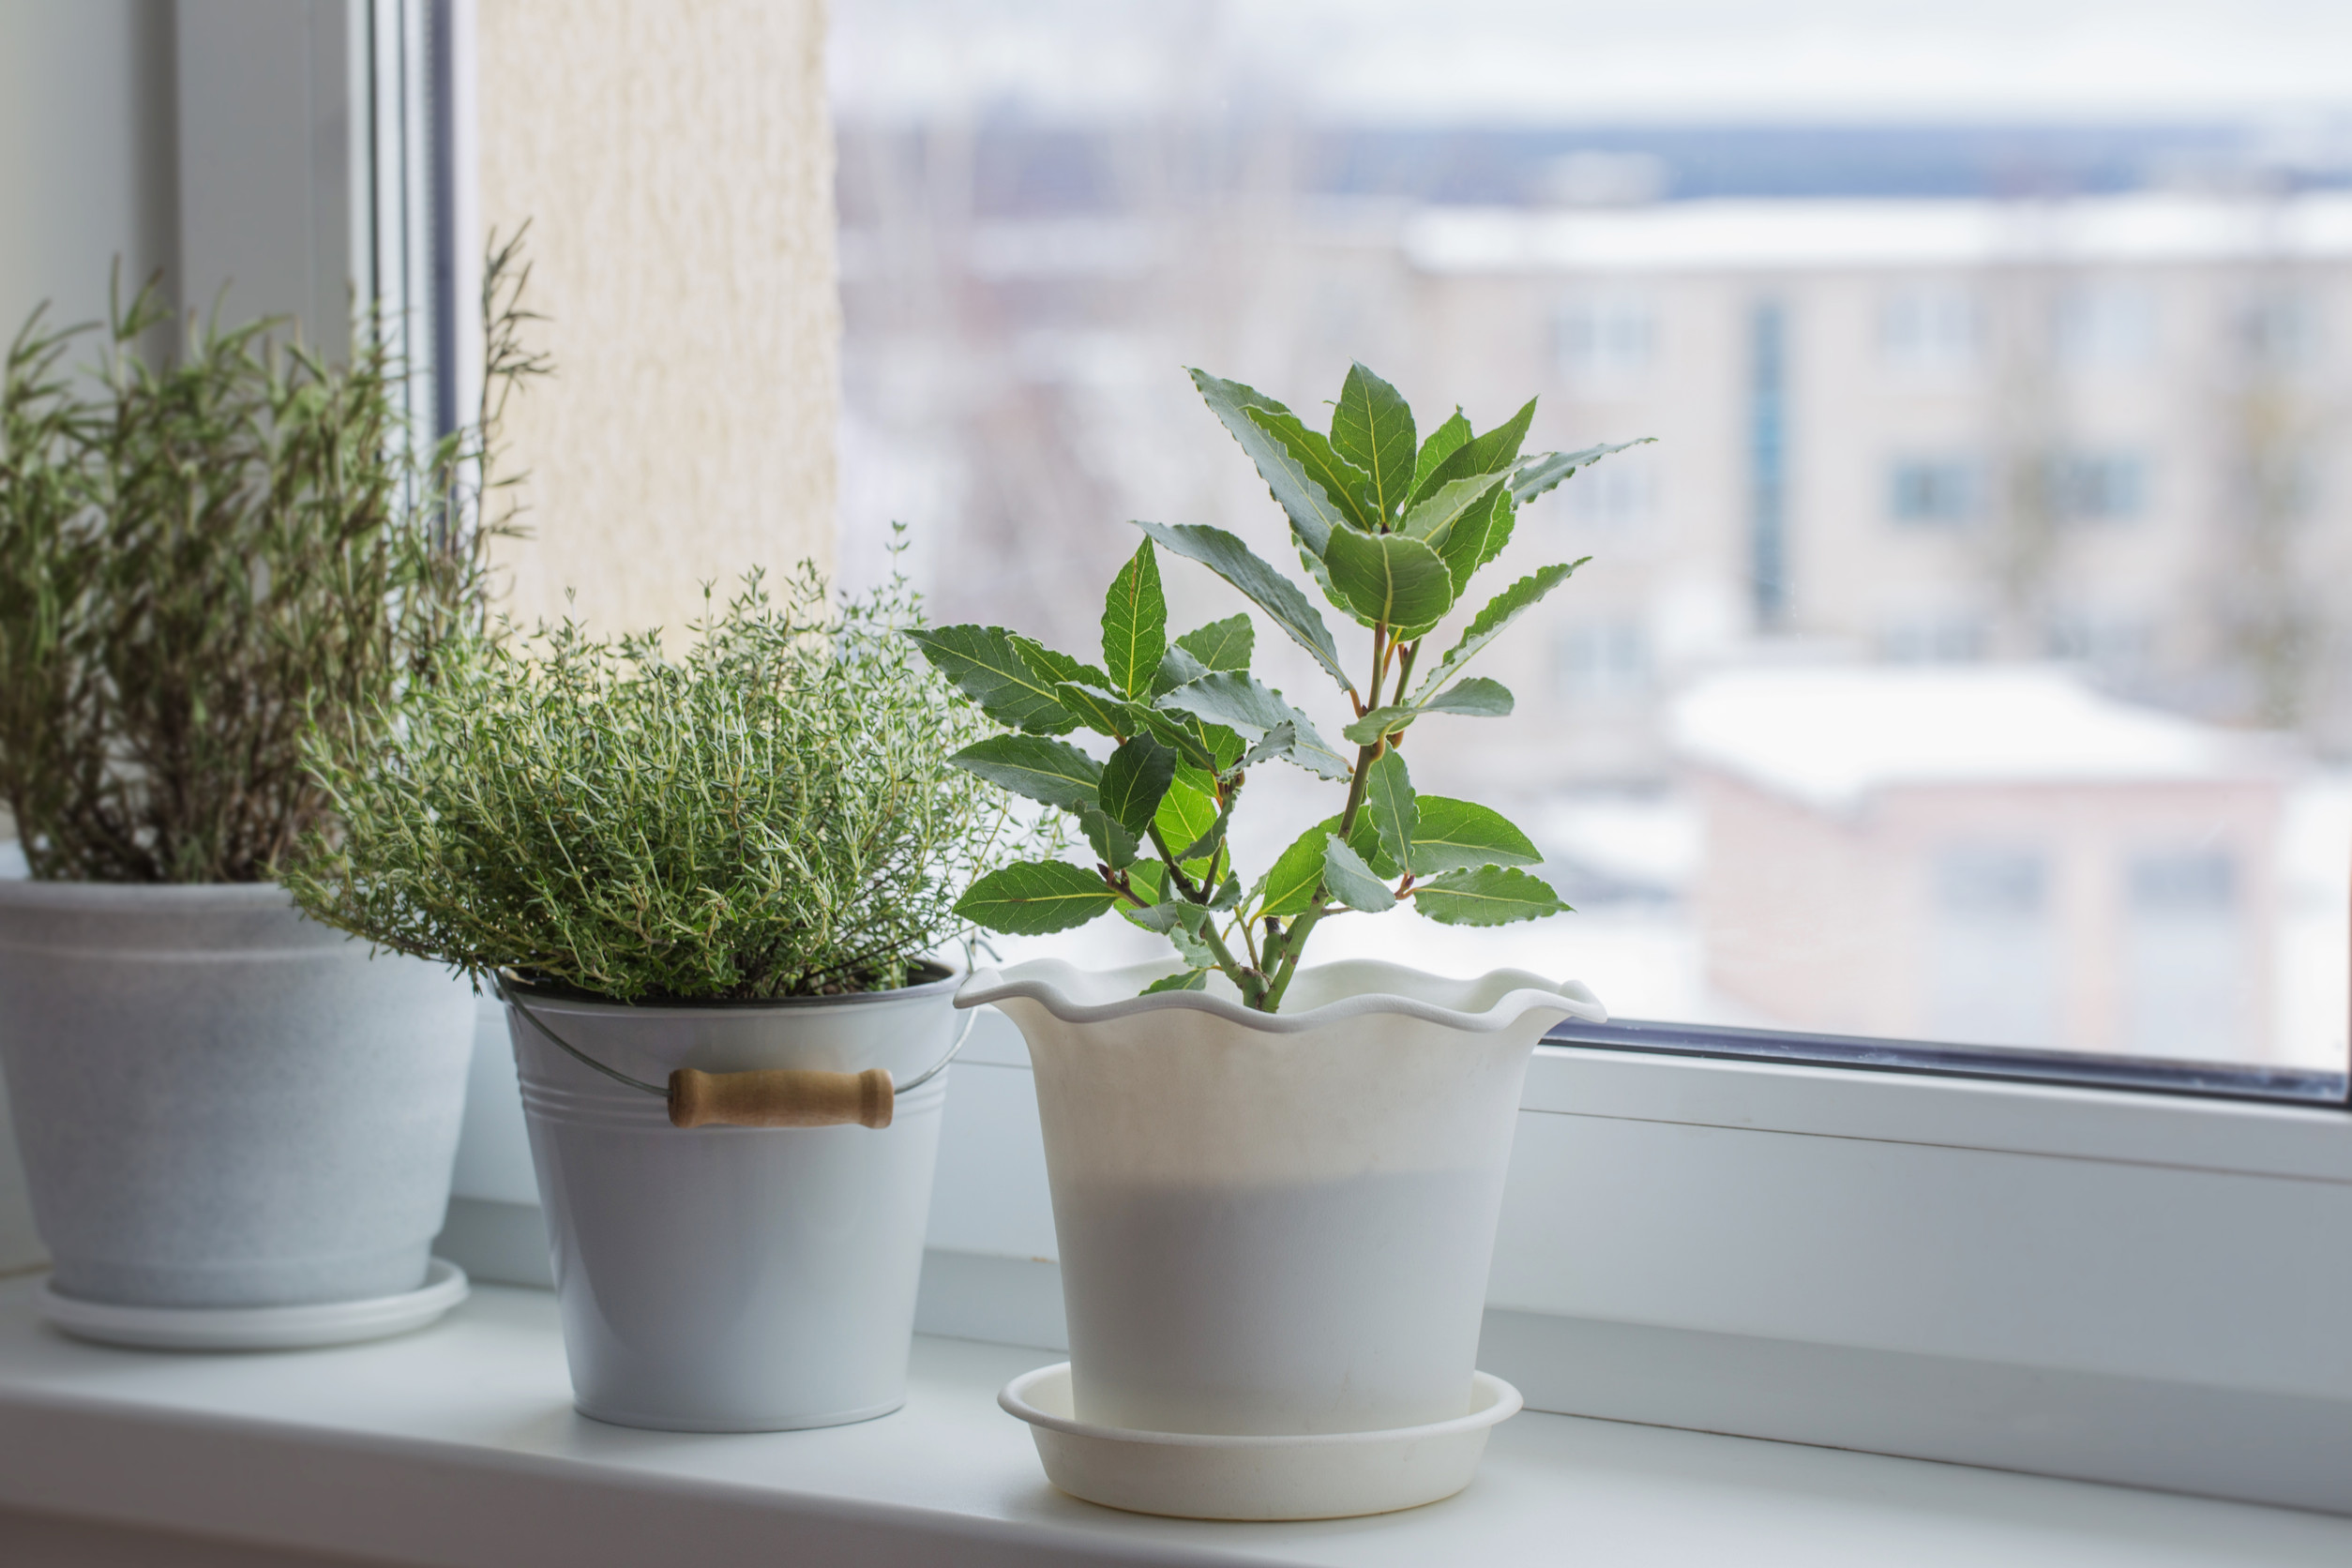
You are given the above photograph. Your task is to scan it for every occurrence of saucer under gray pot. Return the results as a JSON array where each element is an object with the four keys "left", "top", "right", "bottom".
[{"left": 0, "top": 880, "right": 474, "bottom": 1311}]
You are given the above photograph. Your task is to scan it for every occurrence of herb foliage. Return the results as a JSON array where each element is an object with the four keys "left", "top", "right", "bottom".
[
  {"left": 286, "top": 560, "right": 1042, "bottom": 1003},
  {"left": 915, "top": 364, "right": 1649, "bottom": 1011},
  {"left": 0, "top": 244, "right": 539, "bottom": 882}
]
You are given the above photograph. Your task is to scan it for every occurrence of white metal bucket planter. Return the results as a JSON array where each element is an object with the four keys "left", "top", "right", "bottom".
[
  {"left": 0, "top": 882, "right": 475, "bottom": 1317},
  {"left": 964, "top": 957, "right": 1602, "bottom": 1517},
  {"left": 504, "top": 968, "right": 964, "bottom": 1433}
]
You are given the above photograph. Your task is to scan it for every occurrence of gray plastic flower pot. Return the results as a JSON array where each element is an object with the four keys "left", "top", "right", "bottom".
[{"left": 0, "top": 881, "right": 475, "bottom": 1309}]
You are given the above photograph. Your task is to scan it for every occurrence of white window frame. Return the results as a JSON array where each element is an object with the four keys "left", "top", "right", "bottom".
[
  {"left": 378, "top": 2, "right": 2352, "bottom": 1521},
  {"left": 172, "top": 0, "right": 464, "bottom": 416}
]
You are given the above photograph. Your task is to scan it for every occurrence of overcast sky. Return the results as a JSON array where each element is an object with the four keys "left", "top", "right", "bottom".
[{"left": 833, "top": 0, "right": 2352, "bottom": 127}]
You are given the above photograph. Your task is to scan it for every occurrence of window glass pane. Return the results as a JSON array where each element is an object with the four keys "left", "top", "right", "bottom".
[
  {"left": 2056, "top": 281, "right": 2158, "bottom": 370},
  {"left": 834, "top": 1, "right": 2352, "bottom": 1093},
  {"left": 1881, "top": 286, "right": 1982, "bottom": 378},
  {"left": 1557, "top": 296, "right": 1658, "bottom": 387},
  {"left": 1928, "top": 846, "right": 2057, "bottom": 1048},
  {"left": 1888, "top": 456, "right": 1983, "bottom": 524}
]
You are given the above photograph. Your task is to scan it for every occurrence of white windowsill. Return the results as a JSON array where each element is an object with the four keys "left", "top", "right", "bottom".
[
  {"left": 418, "top": 1003, "right": 2352, "bottom": 1514},
  {"left": 2, "top": 1276, "right": 2348, "bottom": 1568}
]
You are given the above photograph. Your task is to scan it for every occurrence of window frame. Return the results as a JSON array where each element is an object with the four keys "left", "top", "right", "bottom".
[{"left": 401, "top": 4, "right": 2352, "bottom": 1516}]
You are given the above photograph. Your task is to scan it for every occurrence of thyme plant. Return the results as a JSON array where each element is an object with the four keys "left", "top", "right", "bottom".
[
  {"left": 285, "top": 565, "right": 1037, "bottom": 1003},
  {"left": 914, "top": 365, "right": 1645, "bottom": 1011},
  {"left": 0, "top": 243, "right": 539, "bottom": 882}
]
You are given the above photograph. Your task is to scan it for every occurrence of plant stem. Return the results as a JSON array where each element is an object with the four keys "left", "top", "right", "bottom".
[
  {"left": 1260, "top": 904, "right": 1321, "bottom": 1011},
  {"left": 1198, "top": 919, "right": 1265, "bottom": 1008},
  {"left": 1145, "top": 822, "right": 1201, "bottom": 902},
  {"left": 1147, "top": 820, "right": 1267, "bottom": 1004},
  {"left": 1257, "top": 619, "right": 1398, "bottom": 1013}
]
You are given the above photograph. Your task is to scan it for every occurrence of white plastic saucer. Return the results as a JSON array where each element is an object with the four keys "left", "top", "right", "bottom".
[
  {"left": 36, "top": 1259, "right": 470, "bottom": 1351},
  {"left": 999, "top": 1363, "right": 1522, "bottom": 1520}
]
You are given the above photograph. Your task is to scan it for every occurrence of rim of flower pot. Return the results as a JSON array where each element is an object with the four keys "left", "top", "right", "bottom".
[
  {"left": 499, "top": 960, "right": 961, "bottom": 1018},
  {"left": 956, "top": 957, "right": 1606, "bottom": 1036},
  {"left": 0, "top": 878, "right": 298, "bottom": 912}
]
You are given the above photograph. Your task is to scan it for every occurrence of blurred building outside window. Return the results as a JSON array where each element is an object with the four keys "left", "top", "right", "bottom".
[
  {"left": 2239, "top": 288, "right": 2323, "bottom": 370},
  {"left": 2048, "top": 450, "right": 2150, "bottom": 521},
  {"left": 2055, "top": 280, "right": 2160, "bottom": 370},
  {"left": 1558, "top": 620, "right": 1653, "bottom": 701},
  {"left": 1888, "top": 455, "right": 1985, "bottom": 524},
  {"left": 832, "top": 1, "right": 2352, "bottom": 1082},
  {"left": 1557, "top": 295, "right": 1659, "bottom": 387},
  {"left": 1929, "top": 843, "right": 2060, "bottom": 1049},
  {"left": 1881, "top": 285, "right": 1983, "bottom": 377},
  {"left": 1879, "top": 611, "right": 1990, "bottom": 663},
  {"left": 1567, "top": 452, "right": 1658, "bottom": 528}
]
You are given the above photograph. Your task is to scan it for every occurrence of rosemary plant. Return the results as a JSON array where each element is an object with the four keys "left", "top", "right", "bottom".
[
  {"left": 0, "top": 242, "right": 540, "bottom": 882},
  {"left": 914, "top": 364, "right": 1647, "bottom": 1011},
  {"left": 285, "top": 563, "right": 1038, "bottom": 1003}
]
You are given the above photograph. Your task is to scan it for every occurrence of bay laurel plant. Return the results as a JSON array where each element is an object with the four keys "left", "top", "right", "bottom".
[
  {"left": 914, "top": 364, "right": 1647, "bottom": 1011},
  {"left": 285, "top": 562, "right": 1045, "bottom": 1003}
]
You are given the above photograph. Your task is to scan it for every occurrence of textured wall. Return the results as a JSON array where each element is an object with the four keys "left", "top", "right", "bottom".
[{"left": 476, "top": 0, "right": 839, "bottom": 638}]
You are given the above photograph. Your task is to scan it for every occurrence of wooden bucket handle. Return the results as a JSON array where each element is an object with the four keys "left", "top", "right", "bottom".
[{"left": 667, "top": 1067, "right": 894, "bottom": 1130}]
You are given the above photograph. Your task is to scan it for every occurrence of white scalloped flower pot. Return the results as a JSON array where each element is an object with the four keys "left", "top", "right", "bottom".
[{"left": 958, "top": 958, "right": 1604, "bottom": 1442}]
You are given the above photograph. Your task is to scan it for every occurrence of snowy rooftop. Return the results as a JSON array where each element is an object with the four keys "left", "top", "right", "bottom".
[
  {"left": 1402, "top": 193, "right": 2352, "bottom": 276},
  {"left": 1670, "top": 666, "right": 2285, "bottom": 812}
]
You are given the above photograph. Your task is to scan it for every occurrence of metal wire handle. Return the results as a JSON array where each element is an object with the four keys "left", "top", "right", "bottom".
[{"left": 492, "top": 972, "right": 978, "bottom": 1100}]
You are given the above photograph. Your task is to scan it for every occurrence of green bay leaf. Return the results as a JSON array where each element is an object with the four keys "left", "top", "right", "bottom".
[
  {"left": 1412, "top": 407, "right": 1472, "bottom": 494},
  {"left": 1323, "top": 527, "right": 1454, "bottom": 632},
  {"left": 1413, "top": 865, "right": 1568, "bottom": 927},
  {"left": 1364, "top": 749, "right": 1418, "bottom": 873},
  {"left": 1330, "top": 362, "right": 1416, "bottom": 524},
  {"left": 1257, "top": 813, "right": 1393, "bottom": 920},
  {"left": 1511, "top": 437, "right": 1655, "bottom": 506},
  {"left": 956, "top": 861, "right": 1122, "bottom": 934},
  {"left": 1102, "top": 540, "right": 1168, "bottom": 699},
  {"left": 1135, "top": 520, "right": 1352, "bottom": 695},
  {"left": 1425, "top": 676, "right": 1513, "bottom": 717},
  {"left": 1436, "top": 484, "right": 1515, "bottom": 596},
  {"left": 1151, "top": 760, "right": 1221, "bottom": 862},
  {"left": 1398, "top": 472, "right": 1504, "bottom": 549},
  {"left": 1098, "top": 732, "right": 1177, "bottom": 835},
  {"left": 1409, "top": 797, "right": 1543, "bottom": 875},
  {"left": 1409, "top": 396, "right": 1536, "bottom": 507},
  {"left": 1245, "top": 405, "right": 1373, "bottom": 535},
  {"left": 1189, "top": 369, "right": 1355, "bottom": 555},
  {"left": 1175, "top": 614, "right": 1254, "bottom": 672},
  {"left": 906, "top": 625, "right": 1078, "bottom": 734},
  {"left": 1322, "top": 832, "right": 1397, "bottom": 912},
  {"left": 947, "top": 734, "right": 1102, "bottom": 812}
]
